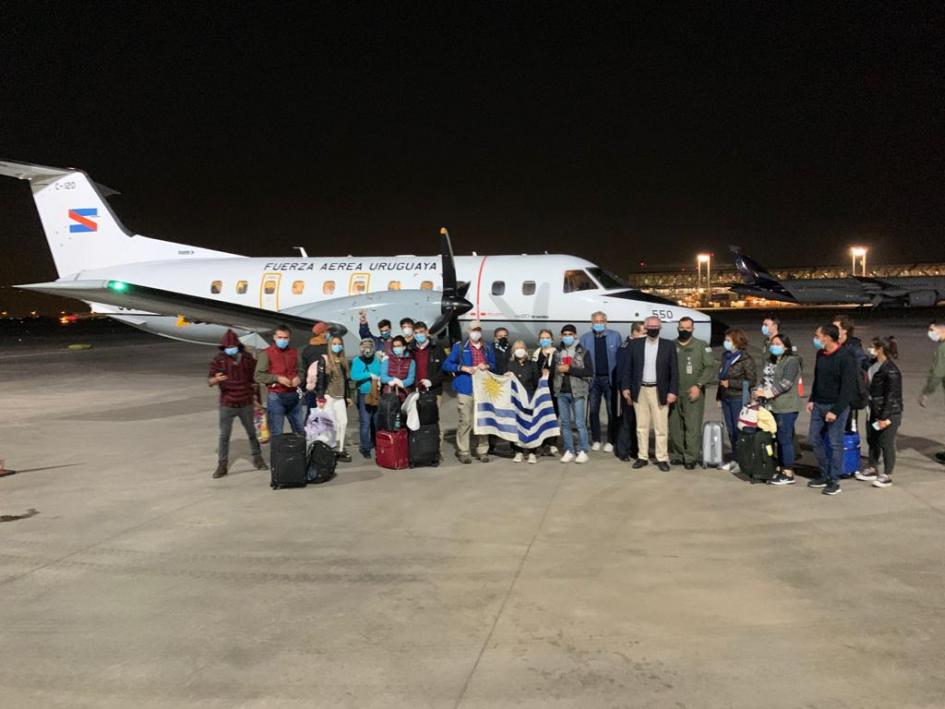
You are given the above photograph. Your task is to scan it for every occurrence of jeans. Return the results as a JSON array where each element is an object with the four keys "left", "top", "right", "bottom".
[
  {"left": 588, "top": 375, "right": 614, "bottom": 443},
  {"left": 357, "top": 392, "right": 377, "bottom": 453},
  {"left": 559, "top": 393, "right": 589, "bottom": 454},
  {"left": 810, "top": 403, "right": 849, "bottom": 483},
  {"left": 218, "top": 405, "right": 261, "bottom": 463},
  {"left": 720, "top": 397, "right": 743, "bottom": 453},
  {"left": 773, "top": 411, "right": 799, "bottom": 469},
  {"left": 267, "top": 391, "right": 305, "bottom": 436},
  {"left": 867, "top": 413, "right": 901, "bottom": 476}
]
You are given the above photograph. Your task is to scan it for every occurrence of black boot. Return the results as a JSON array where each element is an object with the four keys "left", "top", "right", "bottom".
[
  {"left": 252, "top": 454, "right": 267, "bottom": 470},
  {"left": 212, "top": 461, "right": 228, "bottom": 478}
]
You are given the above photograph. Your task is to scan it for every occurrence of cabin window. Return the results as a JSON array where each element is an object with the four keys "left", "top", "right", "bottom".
[
  {"left": 522, "top": 281, "right": 536, "bottom": 296},
  {"left": 263, "top": 279, "right": 277, "bottom": 295},
  {"left": 420, "top": 280, "right": 434, "bottom": 290},
  {"left": 349, "top": 273, "right": 369, "bottom": 294},
  {"left": 236, "top": 280, "right": 248, "bottom": 294},
  {"left": 491, "top": 281, "right": 505, "bottom": 296},
  {"left": 210, "top": 280, "right": 222, "bottom": 294},
  {"left": 323, "top": 280, "right": 336, "bottom": 295},
  {"left": 563, "top": 270, "right": 597, "bottom": 293},
  {"left": 388, "top": 280, "right": 401, "bottom": 290},
  {"left": 292, "top": 280, "right": 305, "bottom": 295}
]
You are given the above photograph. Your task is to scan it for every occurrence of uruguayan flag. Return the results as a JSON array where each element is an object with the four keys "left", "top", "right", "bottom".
[{"left": 473, "top": 370, "right": 560, "bottom": 449}]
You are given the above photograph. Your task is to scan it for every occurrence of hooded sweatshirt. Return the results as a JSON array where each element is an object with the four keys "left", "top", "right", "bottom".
[{"left": 208, "top": 330, "right": 257, "bottom": 407}]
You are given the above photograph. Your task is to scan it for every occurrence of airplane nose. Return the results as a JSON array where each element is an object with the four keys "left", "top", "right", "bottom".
[{"left": 710, "top": 317, "right": 729, "bottom": 347}]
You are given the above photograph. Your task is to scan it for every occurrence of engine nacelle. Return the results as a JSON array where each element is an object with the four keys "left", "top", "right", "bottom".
[{"left": 908, "top": 290, "right": 939, "bottom": 307}]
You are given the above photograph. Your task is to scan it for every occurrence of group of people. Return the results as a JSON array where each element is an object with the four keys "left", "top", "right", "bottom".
[{"left": 206, "top": 310, "right": 945, "bottom": 497}]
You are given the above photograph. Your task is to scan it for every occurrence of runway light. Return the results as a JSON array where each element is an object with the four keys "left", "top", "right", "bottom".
[{"left": 108, "top": 280, "right": 129, "bottom": 292}]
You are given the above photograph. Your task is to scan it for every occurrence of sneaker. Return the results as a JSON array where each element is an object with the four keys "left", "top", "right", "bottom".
[
  {"left": 723, "top": 462, "right": 740, "bottom": 475},
  {"left": 684, "top": 462, "right": 696, "bottom": 470},
  {"left": 252, "top": 454, "right": 267, "bottom": 470},
  {"left": 527, "top": 453, "right": 537, "bottom": 464},
  {"left": 560, "top": 451, "right": 575, "bottom": 463},
  {"left": 212, "top": 462, "right": 228, "bottom": 479},
  {"left": 336, "top": 451, "right": 352, "bottom": 463},
  {"left": 549, "top": 445, "right": 559, "bottom": 456},
  {"left": 769, "top": 473, "right": 796, "bottom": 486},
  {"left": 721, "top": 461, "right": 734, "bottom": 472},
  {"left": 873, "top": 474, "right": 892, "bottom": 488},
  {"left": 823, "top": 482, "right": 842, "bottom": 496},
  {"left": 360, "top": 449, "right": 372, "bottom": 459},
  {"left": 513, "top": 452, "right": 524, "bottom": 463},
  {"left": 575, "top": 451, "right": 589, "bottom": 464},
  {"left": 855, "top": 467, "right": 878, "bottom": 482},
  {"left": 603, "top": 442, "right": 614, "bottom": 453},
  {"left": 807, "top": 478, "right": 828, "bottom": 489},
  {"left": 476, "top": 455, "right": 491, "bottom": 463},
  {"left": 591, "top": 441, "right": 601, "bottom": 452},
  {"left": 458, "top": 454, "right": 473, "bottom": 464}
]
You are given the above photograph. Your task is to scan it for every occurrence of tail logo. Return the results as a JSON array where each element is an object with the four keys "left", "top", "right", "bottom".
[{"left": 68, "top": 208, "right": 98, "bottom": 233}]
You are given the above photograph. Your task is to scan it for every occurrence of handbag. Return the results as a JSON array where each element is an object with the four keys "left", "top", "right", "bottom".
[{"left": 364, "top": 377, "right": 381, "bottom": 407}]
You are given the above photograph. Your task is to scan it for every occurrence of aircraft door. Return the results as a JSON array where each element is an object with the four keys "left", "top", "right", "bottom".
[{"left": 260, "top": 272, "right": 282, "bottom": 311}]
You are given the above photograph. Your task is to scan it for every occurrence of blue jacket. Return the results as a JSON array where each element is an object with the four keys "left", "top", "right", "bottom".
[
  {"left": 579, "top": 329, "right": 622, "bottom": 377},
  {"left": 350, "top": 354, "right": 381, "bottom": 395},
  {"left": 358, "top": 322, "right": 393, "bottom": 355},
  {"left": 443, "top": 340, "right": 497, "bottom": 395}
]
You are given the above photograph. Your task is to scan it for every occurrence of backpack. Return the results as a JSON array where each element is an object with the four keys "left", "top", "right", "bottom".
[
  {"left": 376, "top": 392, "right": 403, "bottom": 431},
  {"left": 306, "top": 441, "right": 337, "bottom": 484}
]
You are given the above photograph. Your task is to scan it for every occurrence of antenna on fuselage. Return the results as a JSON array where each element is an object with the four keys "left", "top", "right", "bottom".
[{"left": 293, "top": 246, "right": 308, "bottom": 258}]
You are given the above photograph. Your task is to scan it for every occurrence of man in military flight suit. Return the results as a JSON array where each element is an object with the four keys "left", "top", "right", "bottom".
[{"left": 669, "top": 316, "right": 718, "bottom": 468}]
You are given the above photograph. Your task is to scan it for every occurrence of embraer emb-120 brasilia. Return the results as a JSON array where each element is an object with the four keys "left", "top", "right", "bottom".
[{"left": 1, "top": 159, "right": 722, "bottom": 349}]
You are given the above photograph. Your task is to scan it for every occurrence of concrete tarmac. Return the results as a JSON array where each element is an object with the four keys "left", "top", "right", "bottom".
[{"left": 2, "top": 312, "right": 945, "bottom": 708}]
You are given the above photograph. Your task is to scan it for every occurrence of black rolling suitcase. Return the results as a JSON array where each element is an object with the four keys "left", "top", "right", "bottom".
[
  {"left": 409, "top": 424, "right": 440, "bottom": 467},
  {"left": 416, "top": 391, "right": 439, "bottom": 426},
  {"left": 734, "top": 429, "right": 777, "bottom": 483},
  {"left": 270, "top": 433, "right": 308, "bottom": 489}
]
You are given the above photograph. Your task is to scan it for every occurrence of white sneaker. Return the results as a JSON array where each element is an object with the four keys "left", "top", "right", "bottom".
[
  {"left": 603, "top": 442, "right": 614, "bottom": 453},
  {"left": 513, "top": 452, "right": 524, "bottom": 463},
  {"left": 575, "top": 451, "right": 589, "bottom": 464},
  {"left": 527, "top": 453, "right": 537, "bottom": 464},
  {"left": 560, "top": 451, "right": 575, "bottom": 463},
  {"left": 549, "top": 445, "right": 559, "bottom": 455},
  {"left": 591, "top": 441, "right": 601, "bottom": 451}
]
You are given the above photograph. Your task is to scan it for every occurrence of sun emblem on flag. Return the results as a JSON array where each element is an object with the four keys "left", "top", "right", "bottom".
[{"left": 481, "top": 374, "right": 504, "bottom": 402}]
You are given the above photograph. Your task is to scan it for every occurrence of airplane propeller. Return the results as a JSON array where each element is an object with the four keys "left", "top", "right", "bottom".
[{"left": 428, "top": 227, "right": 473, "bottom": 345}]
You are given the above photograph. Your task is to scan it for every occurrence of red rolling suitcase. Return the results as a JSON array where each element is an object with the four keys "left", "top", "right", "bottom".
[{"left": 376, "top": 429, "right": 409, "bottom": 470}]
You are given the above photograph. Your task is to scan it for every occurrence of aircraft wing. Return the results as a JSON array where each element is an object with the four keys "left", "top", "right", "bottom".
[
  {"left": 16, "top": 279, "right": 346, "bottom": 335},
  {"left": 850, "top": 276, "right": 911, "bottom": 297}
]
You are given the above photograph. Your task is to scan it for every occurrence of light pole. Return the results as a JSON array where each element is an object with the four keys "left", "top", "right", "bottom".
[
  {"left": 697, "top": 253, "right": 711, "bottom": 302},
  {"left": 850, "top": 246, "right": 867, "bottom": 276}
]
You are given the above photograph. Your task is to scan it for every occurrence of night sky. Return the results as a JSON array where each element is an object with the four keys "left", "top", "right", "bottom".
[{"left": 1, "top": 3, "right": 942, "bottom": 313}]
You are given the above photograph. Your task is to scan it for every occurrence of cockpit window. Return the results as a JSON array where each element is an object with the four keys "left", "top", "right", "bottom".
[
  {"left": 587, "top": 267, "right": 628, "bottom": 290},
  {"left": 563, "top": 270, "right": 598, "bottom": 293}
]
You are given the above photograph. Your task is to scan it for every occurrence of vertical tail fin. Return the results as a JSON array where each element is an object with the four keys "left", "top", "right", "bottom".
[{"left": 0, "top": 159, "right": 237, "bottom": 277}]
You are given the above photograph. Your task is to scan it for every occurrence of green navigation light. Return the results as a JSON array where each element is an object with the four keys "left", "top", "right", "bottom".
[{"left": 108, "top": 281, "right": 129, "bottom": 292}]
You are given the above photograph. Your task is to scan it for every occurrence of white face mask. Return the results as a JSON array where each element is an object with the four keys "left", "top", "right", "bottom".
[
  {"left": 514, "top": 348, "right": 526, "bottom": 359},
  {"left": 929, "top": 330, "right": 941, "bottom": 343},
  {"left": 402, "top": 327, "right": 413, "bottom": 337}
]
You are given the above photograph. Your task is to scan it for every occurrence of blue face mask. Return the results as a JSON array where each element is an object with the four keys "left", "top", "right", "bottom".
[
  {"left": 275, "top": 338, "right": 289, "bottom": 350},
  {"left": 224, "top": 346, "right": 239, "bottom": 357},
  {"left": 813, "top": 337, "right": 825, "bottom": 350},
  {"left": 331, "top": 343, "right": 343, "bottom": 354},
  {"left": 539, "top": 337, "right": 552, "bottom": 348},
  {"left": 562, "top": 335, "right": 575, "bottom": 347},
  {"left": 392, "top": 346, "right": 405, "bottom": 357},
  {"left": 723, "top": 340, "right": 734, "bottom": 352},
  {"left": 769, "top": 344, "right": 785, "bottom": 357},
  {"left": 414, "top": 333, "right": 427, "bottom": 344},
  {"left": 380, "top": 330, "right": 391, "bottom": 339},
  {"left": 592, "top": 323, "right": 605, "bottom": 333},
  {"left": 761, "top": 324, "right": 770, "bottom": 337}
]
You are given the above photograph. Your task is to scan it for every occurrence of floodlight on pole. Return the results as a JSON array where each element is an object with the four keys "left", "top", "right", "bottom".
[
  {"left": 697, "top": 253, "right": 711, "bottom": 298},
  {"left": 850, "top": 246, "right": 868, "bottom": 276}
]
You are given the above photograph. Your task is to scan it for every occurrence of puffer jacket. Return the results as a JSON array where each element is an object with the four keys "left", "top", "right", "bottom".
[
  {"left": 869, "top": 359, "right": 903, "bottom": 420},
  {"left": 718, "top": 350, "right": 758, "bottom": 400}
]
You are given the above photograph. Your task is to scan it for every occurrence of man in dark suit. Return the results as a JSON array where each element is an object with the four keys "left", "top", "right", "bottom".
[{"left": 620, "top": 316, "right": 679, "bottom": 471}]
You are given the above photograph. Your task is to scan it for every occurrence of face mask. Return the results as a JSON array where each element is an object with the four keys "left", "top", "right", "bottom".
[
  {"left": 813, "top": 337, "right": 825, "bottom": 350},
  {"left": 360, "top": 348, "right": 374, "bottom": 359},
  {"left": 723, "top": 340, "right": 734, "bottom": 352},
  {"left": 867, "top": 347, "right": 877, "bottom": 358},
  {"left": 392, "top": 346, "right": 405, "bottom": 356},
  {"left": 224, "top": 346, "right": 239, "bottom": 357},
  {"left": 930, "top": 330, "right": 941, "bottom": 343},
  {"left": 275, "top": 338, "right": 289, "bottom": 350},
  {"left": 514, "top": 348, "right": 527, "bottom": 359},
  {"left": 496, "top": 337, "right": 509, "bottom": 348},
  {"left": 402, "top": 327, "right": 413, "bottom": 337},
  {"left": 646, "top": 328, "right": 661, "bottom": 339},
  {"left": 380, "top": 330, "right": 391, "bottom": 339},
  {"left": 414, "top": 333, "right": 427, "bottom": 344},
  {"left": 331, "top": 343, "right": 343, "bottom": 354},
  {"left": 561, "top": 335, "right": 575, "bottom": 347},
  {"left": 769, "top": 345, "right": 785, "bottom": 357},
  {"left": 539, "top": 337, "right": 552, "bottom": 348},
  {"left": 677, "top": 330, "right": 692, "bottom": 342},
  {"left": 469, "top": 331, "right": 482, "bottom": 342},
  {"left": 592, "top": 323, "right": 606, "bottom": 333},
  {"left": 761, "top": 324, "right": 770, "bottom": 337}
]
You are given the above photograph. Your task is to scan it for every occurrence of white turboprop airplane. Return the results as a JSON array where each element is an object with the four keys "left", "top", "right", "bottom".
[{"left": 1, "top": 160, "right": 722, "bottom": 349}]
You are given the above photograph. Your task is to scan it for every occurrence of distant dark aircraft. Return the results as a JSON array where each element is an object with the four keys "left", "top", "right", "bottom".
[{"left": 729, "top": 247, "right": 945, "bottom": 307}]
